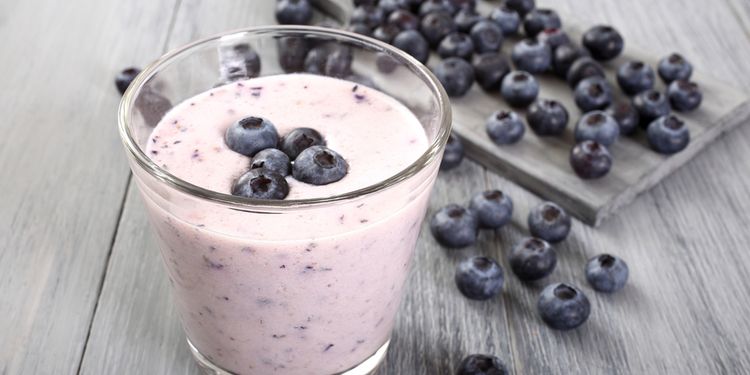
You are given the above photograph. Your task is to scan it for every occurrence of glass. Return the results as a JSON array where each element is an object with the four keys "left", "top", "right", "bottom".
[{"left": 118, "top": 26, "right": 451, "bottom": 375}]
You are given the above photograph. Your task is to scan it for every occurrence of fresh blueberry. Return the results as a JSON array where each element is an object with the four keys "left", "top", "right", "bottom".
[
  {"left": 552, "top": 43, "right": 589, "bottom": 78},
  {"left": 490, "top": 4, "right": 521, "bottom": 36},
  {"left": 279, "top": 127, "right": 326, "bottom": 159},
  {"left": 616, "top": 60, "right": 655, "bottom": 96},
  {"left": 574, "top": 111, "right": 620, "bottom": 146},
  {"left": 470, "top": 20, "right": 504, "bottom": 54},
  {"left": 455, "top": 256, "right": 504, "bottom": 300},
  {"left": 647, "top": 115, "right": 690, "bottom": 154},
  {"left": 486, "top": 110, "right": 525, "bottom": 144},
  {"left": 511, "top": 39, "right": 551, "bottom": 74},
  {"left": 606, "top": 101, "right": 639, "bottom": 135},
  {"left": 504, "top": 0, "right": 535, "bottom": 18},
  {"left": 378, "top": 0, "right": 406, "bottom": 13},
  {"left": 292, "top": 145, "right": 348, "bottom": 185},
  {"left": 536, "top": 28, "right": 570, "bottom": 51},
  {"left": 373, "top": 24, "right": 402, "bottom": 44},
  {"left": 275, "top": 0, "right": 313, "bottom": 25},
  {"left": 441, "top": 133, "right": 465, "bottom": 170},
  {"left": 434, "top": 57, "right": 475, "bottom": 97},
  {"left": 658, "top": 53, "right": 693, "bottom": 83},
  {"left": 225, "top": 116, "right": 279, "bottom": 157},
  {"left": 454, "top": 8, "right": 482, "bottom": 33},
  {"left": 346, "top": 22, "right": 372, "bottom": 36},
  {"left": 668, "top": 80, "right": 702, "bottom": 112},
  {"left": 419, "top": 0, "right": 456, "bottom": 16},
  {"left": 586, "top": 254, "right": 629, "bottom": 293},
  {"left": 231, "top": 169, "right": 290, "bottom": 200},
  {"left": 430, "top": 204, "right": 479, "bottom": 248},
  {"left": 509, "top": 237, "right": 557, "bottom": 281},
  {"left": 456, "top": 354, "right": 509, "bottom": 375},
  {"left": 448, "top": 0, "right": 476, "bottom": 12},
  {"left": 420, "top": 11, "right": 457, "bottom": 48},
  {"left": 501, "top": 71, "right": 539, "bottom": 108},
  {"left": 633, "top": 90, "right": 671, "bottom": 128},
  {"left": 528, "top": 201, "right": 571, "bottom": 243},
  {"left": 278, "top": 36, "right": 311, "bottom": 73},
  {"left": 527, "top": 99, "right": 569, "bottom": 136},
  {"left": 472, "top": 52, "right": 511, "bottom": 91},
  {"left": 582, "top": 25, "right": 624, "bottom": 61},
  {"left": 303, "top": 46, "right": 328, "bottom": 74},
  {"left": 574, "top": 76, "right": 613, "bottom": 112},
  {"left": 351, "top": 5, "right": 386, "bottom": 28},
  {"left": 566, "top": 56, "right": 605, "bottom": 88},
  {"left": 537, "top": 283, "right": 591, "bottom": 330},
  {"left": 115, "top": 67, "right": 141, "bottom": 95},
  {"left": 570, "top": 140, "right": 612, "bottom": 179},
  {"left": 387, "top": 9, "right": 419, "bottom": 30},
  {"left": 250, "top": 148, "right": 291, "bottom": 176},
  {"left": 438, "top": 32, "right": 475, "bottom": 60},
  {"left": 392, "top": 30, "right": 430, "bottom": 64},
  {"left": 469, "top": 190, "right": 514, "bottom": 228},
  {"left": 325, "top": 46, "right": 353, "bottom": 78},
  {"left": 522, "top": 9, "right": 561, "bottom": 38}
]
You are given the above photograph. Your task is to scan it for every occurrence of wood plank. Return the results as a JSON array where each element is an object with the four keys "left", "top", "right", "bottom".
[{"left": 0, "top": 0, "right": 177, "bottom": 374}]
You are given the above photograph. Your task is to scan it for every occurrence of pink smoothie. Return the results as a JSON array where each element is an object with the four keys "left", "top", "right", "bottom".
[{"left": 141, "top": 73, "right": 436, "bottom": 374}]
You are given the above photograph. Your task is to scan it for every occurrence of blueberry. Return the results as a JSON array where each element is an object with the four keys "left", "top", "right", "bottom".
[
  {"left": 657, "top": 53, "right": 693, "bottom": 83},
  {"left": 566, "top": 56, "right": 605, "bottom": 88},
  {"left": 509, "top": 237, "right": 557, "bottom": 281},
  {"left": 570, "top": 140, "right": 612, "bottom": 179},
  {"left": 304, "top": 46, "right": 328, "bottom": 74},
  {"left": 537, "top": 283, "right": 591, "bottom": 330},
  {"left": 438, "top": 32, "right": 475, "bottom": 60},
  {"left": 278, "top": 36, "right": 311, "bottom": 73},
  {"left": 387, "top": 9, "right": 419, "bottom": 30},
  {"left": 586, "top": 254, "right": 629, "bottom": 293},
  {"left": 420, "top": 11, "right": 457, "bottom": 48},
  {"left": 633, "top": 90, "right": 670, "bottom": 128},
  {"left": 574, "top": 111, "right": 620, "bottom": 146},
  {"left": 469, "top": 20, "right": 504, "bottom": 54},
  {"left": 486, "top": 110, "right": 525, "bottom": 144},
  {"left": 536, "top": 28, "right": 570, "bottom": 51},
  {"left": 353, "top": 0, "right": 376, "bottom": 5},
  {"left": 527, "top": 99, "right": 569, "bottom": 136},
  {"left": 647, "top": 115, "right": 690, "bottom": 154},
  {"left": 582, "top": 25, "right": 624, "bottom": 61},
  {"left": 574, "top": 76, "right": 613, "bottom": 112},
  {"left": 279, "top": 127, "right": 326, "bottom": 159},
  {"left": 225, "top": 116, "right": 279, "bottom": 157},
  {"left": 503, "top": 0, "right": 535, "bottom": 18},
  {"left": 346, "top": 22, "right": 372, "bottom": 36},
  {"left": 115, "top": 67, "right": 141, "bottom": 95},
  {"left": 455, "top": 256, "right": 504, "bottom": 300},
  {"left": 454, "top": 8, "right": 482, "bottom": 33},
  {"left": 473, "top": 52, "right": 511, "bottom": 91},
  {"left": 552, "top": 43, "right": 589, "bottom": 78},
  {"left": 392, "top": 30, "right": 430, "bottom": 64},
  {"left": 430, "top": 204, "right": 479, "bottom": 248},
  {"left": 325, "top": 46, "right": 353, "bottom": 78},
  {"left": 511, "top": 39, "right": 551, "bottom": 74},
  {"left": 292, "top": 145, "right": 348, "bottom": 185},
  {"left": 434, "top": 57, "right": 475, "bottom": 97},
  {"left": 275, "top": 0, "right": 313, "bottom": 25},
  {"left": 469, "top": 190, "right": 514, "bottom": 228},
  {"left": 606, "top": 101, "right": 639, "bottom": 136},
  {"left": 372, "top": 24, "right": 402, "bottom": 44},
  {"left": 419, "top": 0, "right": 456, "bottom": 16},
  {"left": 231, "top": 169, "right": 289, "bottom": 200},
  {"left": 378, "top": 0, "right": 405, "bottom": 13},
  {"left": 448, "top": 0, "right": 476, "bottom": 12},
  {"left": 250, "top": 148, "right": 291, "bottom": 176},
  {"left": 501, "top": 71, "right": 539, "bottom": 108},
  {"left": 490, "top": 4, "right": 521, "bottom": 36},
  {"left": 441, "top": 132, "right": 465, "bottom": 170},
  {"left": 616, "top": 60, "right": 655, "bottom": 96},
  {"left": 522, "top": 9, "right": 561, "bottom": 38},
  {"left": 668, "top": 80, "right": 702, "bottom": 112},
  {"left": 351, "top": 5, "right": 385, "bottom": 28},
  {"left": 528, "top": 201, "right": 571, "bottom": 243},
  {"left": 456, "top": 354, "right": 509, "bottom": 375}
]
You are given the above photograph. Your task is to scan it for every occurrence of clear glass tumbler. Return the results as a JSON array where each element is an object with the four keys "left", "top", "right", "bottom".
[{"left": 118, "top": 26, "right": 451, "bottom": 375}]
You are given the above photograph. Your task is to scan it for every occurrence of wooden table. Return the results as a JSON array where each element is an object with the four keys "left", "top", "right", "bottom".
[{"left": 2, "top": 0, "right": 750, "bottom": 374}]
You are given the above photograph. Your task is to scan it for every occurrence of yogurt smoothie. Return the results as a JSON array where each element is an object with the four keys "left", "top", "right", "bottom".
[{"left": 140, "top": 73, "right": 437, "bottom": 374}]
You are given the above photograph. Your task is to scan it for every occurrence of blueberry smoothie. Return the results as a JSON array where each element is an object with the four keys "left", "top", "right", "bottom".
[{"left": 139, "top": 73, "right": 437, "bottom": 374}]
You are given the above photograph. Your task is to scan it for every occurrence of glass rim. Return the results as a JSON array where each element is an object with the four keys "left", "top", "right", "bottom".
[{"left": 118, "top": 25, "right": 452, "bottom": 210}]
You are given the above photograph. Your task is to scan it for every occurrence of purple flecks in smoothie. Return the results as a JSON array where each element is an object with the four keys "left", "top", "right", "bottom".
[
  {"left": 324, "top": 344, "right": 334, "bottom": 352},
  {"left": 151, "top": 150, "right": 159, "bottom": 155},
  {"left": 354, "top": 93, "right": 366, "bottom": 102},
  {"left": 203, "top": 255, "right": 225, "bottom": 270},
  {"left": 279, "top": 264, "right": 286, "bottom": 269},
  {"left": 256, "top": 298, "right": 273, "bottom": 306},
  {"left": 241, "top": 247, "right": 254, "bottom": 254},
  {"left": 352, "top": 85, "right": 359, "bottom": 92},
  {"left": 360, "top": 219, "right": 369, "bottom": 223},
  {"left": 173, "top": 140, "right": 182, "bottom": 144},
  {"left": 272, "top": 334, "right": 286, "bottom": 339}
]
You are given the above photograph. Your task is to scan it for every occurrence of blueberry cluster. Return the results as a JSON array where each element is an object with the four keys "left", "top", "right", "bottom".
[{"left": 224, "top": 116, "right": 348, "bottom": 200}]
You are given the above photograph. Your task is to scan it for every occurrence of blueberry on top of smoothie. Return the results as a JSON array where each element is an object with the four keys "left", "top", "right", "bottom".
[
  {"left": 225, "top": 116, "right": 279, "bottom": 157},
  {"left": 292, "top": 145, "right": 349, "bottom": 185},
  {"left": 280, "top": 127, "right": 326, "bottom": 159},
  {"left": 251, "top": 148, "right": 291, "bottom": 176},
  {"left": 231, "top": 168, "right": 290, "bottom": 199}
]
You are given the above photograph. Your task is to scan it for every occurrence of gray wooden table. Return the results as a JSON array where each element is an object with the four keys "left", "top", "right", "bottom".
[{"left": 2, "top": 0, "right": 750, "bottom": 374}]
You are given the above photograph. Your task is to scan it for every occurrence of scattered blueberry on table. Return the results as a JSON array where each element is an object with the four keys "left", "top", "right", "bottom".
[
  {"left": 574, "top": 111, "right": 620, "bottom": 146},
  {"left": 526, "top": 99, "right": 569, "bottom": 136},
  {"left": 574, "top": 76, "right": 613, "bottom": 112},
  {"left": 528, "top": 201, "right": 571, "bottom": 243},
  {"left": 454, "top": 8, "right": 483, "bottom": 33},
  {"left": 633, "top": 89, "right": 671, "bottom": 128},
  {"left": 469, "top": 20, "right": 504, "bottom": 54},
  {"left": 489, "top": 4, "right": 520, "bottom": 36},
  {"left": 485, "top": 110, "right": 525, "bottom": 144},
  {"left": 566, "top": 56, "right": 606, "bottom": 88},
  {"left": 668, "top": 80, "right": 703, "bottom": 112},
  {"left": 522, "top": 8, "right": 561, "bottom": 38},
  {"left": 570, "top": 140, "right": 613, "bottom": 179},
  {"left": 456, "top": 354, "right": 509, "bottom": 375},
  {"left": 437, "top": 32, "right": 476, "bottom": 60},
  {"left": 500, "top": 70, "right": 539, "bottom": 107},
  {"left": 275, "top": 0, "right": 313, "bottom": 25},
  {"left": 441, "top": 132, "right": 465, "bottom": 170},
  {"left": 430, "top": 204, "right": 479, "bottom": 248},
  {"left": 455, "top": 256, "right": 505, "bottom": 300},
  {"left": 472, "top": 52, "right": 510, "bottom": 91},
  {"left": 616, "top": 60, "right": 655, "bottom": 96},
  {"left": 511, "top": 38, "right": 551, "bottom": 74},
  {"left": 552, "top": 43, "right": 589, "bottom": 78},
  {"left": 647, "top": 115, "right": 691, "bottom": 154},
  {"left": 582, "top": 25, "right": 624, "bottom": 61},
  {"left": 657, "top": 53, "right": 693, "bottom": 83},
  {"left": 434, "top": 57, "right": 475, "bottom": 96},
  {"left": 115, "top": 67, "right": 141, "bottom": 95},
  {"left": 586, "top": 254, "right": 629, "bottom": 293},
  {"left": 538, "top": 283, "right": 591, "bottom": 330},
  {"left": 536, "top": 27, "right": 570, "bottom": 51},
  {"left": 469, "top": 190, "right": 514, "bottom": 228},
  {"left": 509, "top": 237, "right": 558, "bottom": 281},
  {"left": 606, "top": 100, "right": 639, "bottom": 136}
]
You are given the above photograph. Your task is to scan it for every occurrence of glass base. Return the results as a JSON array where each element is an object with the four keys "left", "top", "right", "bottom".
[{"left": 188, "top": 338, "right": 389, "bottom": 375}]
